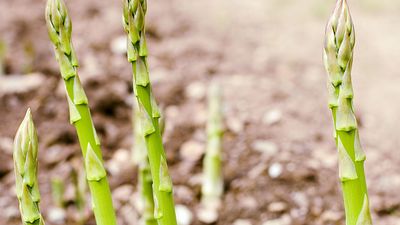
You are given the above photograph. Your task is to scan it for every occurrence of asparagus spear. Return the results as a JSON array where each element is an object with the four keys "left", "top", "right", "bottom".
[
  {"left": 324, "top": 1, "right": 373, "bottom": 224},
  {"left": 51, "top": 177, "right": 65, "bottom": 208},
  {"left": 45, "top": 1, "right": 117, "bottom": 224},
  {"left": 122, "top": 1, "right": 178, "bottom": 224},
  {"left": 70, "top": 161, "right": 88, "bottom": 225},
  {"left": 0, "top": 40, "right": 6, "bottom": 75},
  {"left": 13, "top": 109, "right": 45, "bottom": 225},
  {"left": 133, "top": 102, "right": 157, "bottom": 225},
  {"left": 200, "top": 83, "right": 224, "bottom": 222}
]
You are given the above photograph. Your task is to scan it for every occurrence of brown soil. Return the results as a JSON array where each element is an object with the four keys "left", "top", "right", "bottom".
[{"left": 1, "top": 0, "right": 400, "bottom": 224}]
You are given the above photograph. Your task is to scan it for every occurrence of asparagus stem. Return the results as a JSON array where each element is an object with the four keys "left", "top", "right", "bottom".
[
  {"left": 201, "top": 83, "right": 224, "bottom": 217},
  {"left": 133, "top": 102, "right": 157, "bottom": 225},
  {"left": 0, "top": 40, "right": 6, "bottom": 75},
  {"left": 122, "top": 1, "right": 178, "bottom": 224},
  {"left": 324, "top": 1, "right": 373, "bottom": 224},
  {"left": 13, "top": 109, "right": 45, "bottom": 225},
  {"left": 71, "top": 164, "right": 88, "bottom": 224},
  {"left": 51, "top": 177, "right": 65, "bottom": 208},
  {"left": 45, "top": 1, "right": 117, "bottom": 224}
]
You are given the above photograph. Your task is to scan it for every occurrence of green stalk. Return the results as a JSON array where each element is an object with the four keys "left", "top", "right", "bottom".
[
  {"left": 0, "top": 40, "right": 6, "bottom": 75},
  {"left": 324, "top": 1, "right": 372, "bottom": 224},
  {"left": 13, "top": 109, "right": 45, "bottom": 225},
  {"left": 45, "top": 1, "right": 117, "bottom": 224},
  {"left": 51, "top": 177, "right": 65, "bottom": 208},
  {"left": 122, "top": 1, "right": 178, "bottom": 224},
  {"left": 201, "top": 83, "right": 224, "bottom": 214},
  {"left": 71, "top": 165, "right": 88, "bottom": 225},
  {"left": 133, "top": 102, "right": 157, "bottom": 225}
]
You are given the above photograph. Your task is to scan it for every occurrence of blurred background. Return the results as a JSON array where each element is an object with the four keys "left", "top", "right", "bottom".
[{"left": 1, "top": 0, "right": 400, "bottom": 224}]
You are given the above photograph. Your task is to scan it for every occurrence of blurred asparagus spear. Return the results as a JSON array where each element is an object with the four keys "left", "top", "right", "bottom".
[
  {"left": 133, "top": 101, "right": 157, "bottom": 225},
  {"left": 51, "top": 177, "right": 65, "bottom": 208},
  {"left": 45, "top": 0, "right": 117, "bottom": 224},
  {"left": 71, "top": 164, "right": 88, "bottom": 225},
  {"left": 122, "top": 1, "right": 178, "bottom": 224},
  {"left": 13, "top": 109, "right": 45, "bottom": 225},
  {"left": 0, "top": 40, "right": 6, "bottom": 75},
  {"left": 199, "top": 83, "right": 224, "bottom": 223},
  {"left": 324, "top": 1, "right": 373, "bottom": 224}
]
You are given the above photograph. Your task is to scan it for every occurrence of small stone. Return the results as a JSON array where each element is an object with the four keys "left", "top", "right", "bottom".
[
  {"left": 120, "top": 203, "right": 138, "bottom": 224},
  {"left": 233, "top": 219, "right": 252, "bottom": 225},
  {"left": 291, "top": 192, "right": 309, "bottom": 209},
  {"left": 268, "top": 163, "right": 283, "bottom": 178},
  {"left": 268, "top": 202, "right": 288, "bottom": 213},
  {"left": 150, "top": 68, "right": 169, "bottom": 84},
  {"left": 110, "top": 35, "right": 127, "bottom": 54},
  {"left": 176, "top": 204, "right": 193, "bottom": 225},
  {"left": 63, "top": 182, "right": 76, "bottom": 203},
  {"left": 263, "top": 109, "right": 282, "bottom": 125},
  {"left": 185, "top": 81, "right": 206, "bottom": 100},
  {"left": 48, "top": 208, "right": 66, "bottom": 224},
  {"left": 252, "top": 140, "right": 278, "bottom": 157},
  {"left": 44, "top": 145, "right": 73, "bottom": 165},
  {"left": 174, "top": 185, "right": 195, "bottom": 203},
  {"left": 321, "top": 210, "right": 342, "bottom": 222},
  {"left": 188, "top": 173, "right": 203, "bottom": 186},
  {"left": 226, "top": 117, "right": 244, "bottom": 133},
  {"left": 240, "top": 196, "right": 258, "bottom": 209},
  {"left": 166, "top": 105, "right": 180, "bottom": 121},
  {"left": 113, "top": 185, "right": 133, "bottom": 204},
  {"left": 192, "top": 105, "right": 208, "bottom": 126},
  {"left": 180, "top": 140, "right": 205, "bottom": 162},
  {"left": 262, "top": 215, "right": 291, "bottom": 225},
  {"left": 249, "top": 163, "right": 267, "bottom": 179},
  {"left": 197, "top": 206, "right": 219, "bottom": 224},
  {"left": 106, "top": 148, "right": 132, "bottom": 175},
  {"left": 0, "top": 137, "right": 13, "bottom": 154},
  {"left": 4, "top": 205, "right": 19, "bottom": 220},
  {"left": 0, "top": 73, "right": 45, "bottom": 96}
]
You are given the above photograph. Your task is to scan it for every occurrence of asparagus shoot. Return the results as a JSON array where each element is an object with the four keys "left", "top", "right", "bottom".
[
  {"left": 13, "top": 109, "right": 45, "bottom": 225},
  {"left": 324, "top": 1, "right": 373, "bottom": 224},
  {"left": 45, "top": 0, "right": 117, "bottom": 224},
  {"left": 199, "top": 83, "right": 224, "bottom": 223},
  {"left": 122, "top": 0, "right": 178, "bottom": 224}
]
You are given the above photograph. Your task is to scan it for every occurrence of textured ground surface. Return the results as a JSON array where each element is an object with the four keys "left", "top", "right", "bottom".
[{"left": 1, "top": 0, "right": 400, "bottom": 224}]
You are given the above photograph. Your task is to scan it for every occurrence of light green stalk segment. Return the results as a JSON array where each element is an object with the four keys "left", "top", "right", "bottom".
[
  {"left": 0, "top": 40, "right": 6, "bottom": 75},
  {"left": 51, "top": 177, "right": 65, "bottom": 208},
  {"left": 201, "top": 83, "right": 224, "bottom": 213},
  {"left": 13, "top": 109, "right": 46, "bottom": 225},
  {"left": 45, "top": 1, "right": 117, "bottom": 224},
  {"left": 324, "top": 1, "right": 373, "bottom": 224},
  {"left": 71, "top": 163, "right": 88, "bottom": 225},
  {"left": 133, "top": 102, "right": 157, "bottom": 225},
  {"left": 123, "top": 1, "right": 178, "bottom": 224}
]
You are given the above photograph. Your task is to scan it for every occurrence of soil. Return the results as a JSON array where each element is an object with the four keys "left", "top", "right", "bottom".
[{"left": 1, "top": 0, "right": 400, "bottom": 224}]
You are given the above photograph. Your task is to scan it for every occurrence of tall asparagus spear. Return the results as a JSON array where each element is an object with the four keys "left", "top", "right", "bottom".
[
  {"left": 199, "top": 83, "right": 224, "bottom": 223},
  {"left": 45, "top": 1, "right": 117, "bottom": 224},
  {"left": 122, "top": 1, "right": 178, "bottom": 224},
  {"left": 133, "top": 102, "right": 157, "bottom": 225},
  {"left": 13, "top": 109, "right": 45, "bottom": 225},
  {"left": 324, "top": 1, "right": 373, "bottom": 224}
]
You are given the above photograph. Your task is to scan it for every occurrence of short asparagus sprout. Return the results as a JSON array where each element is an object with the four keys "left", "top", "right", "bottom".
[
  {"left": 13, "top": 109, "right": 45, "bottom": 225},
  {"left": 324, "top": 1, "right": 373, "bottom": 224},
  {"left": 199, "top": 83, "right": 224, "bottom": 223},
  {"left": 122, "top": 1, "right": 178, "bottom": 224},
  {"left": 0, "top": 39, "right": 6, "bottom": 75},
  {"left": 133, "top": 102, "right": 157, "bottom": 225},
  {"left": 71, "top": 164, "right": 88, "bottom": 224},
  {"left": 45, "top": 0, "right": 117, "bottom": 224},
  {"left": 51, "top": 177, "right": 65, "bottom": 208}
]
